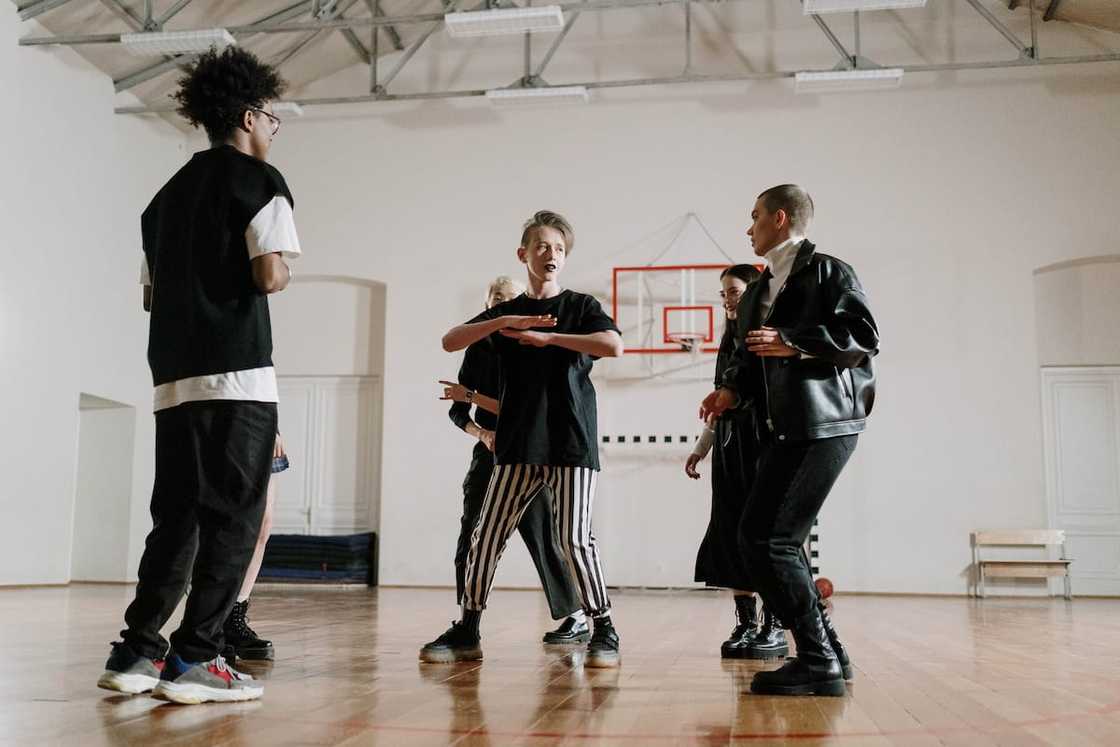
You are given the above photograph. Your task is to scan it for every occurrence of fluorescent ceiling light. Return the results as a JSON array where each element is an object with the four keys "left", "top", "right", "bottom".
[
  {"left": 270, "top": 101, "right": 305, "bottom": 118},
  {"left": 445, "top": 6, "right": 565, "bottom": 38},
  {"left": 486, "top": 86, "right": 590, "bottom": 106},
  {"left": 802, "top": 0, "right": 927, "bottom": 13},
  {"left": 121, "top": 28, "right": 236, "bottom": 56},
  {"left": 795, "top": 68, "right": 904, "bottom": 93}
]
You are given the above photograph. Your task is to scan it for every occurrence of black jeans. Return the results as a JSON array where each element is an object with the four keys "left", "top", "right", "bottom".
[
  {"left": 738, "top": 435, "right": 857, "bottom": 627},
  {"left": 455, "top": 445, "right": 581, "bottom": 620},
  {"left": 121, "top": 400, "right": 277, "bottom": 662}
]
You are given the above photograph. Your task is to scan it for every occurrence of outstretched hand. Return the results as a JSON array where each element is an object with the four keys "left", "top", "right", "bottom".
[
  {"left": 500, "top": 329, "right": 553, "bottom": 347},
  {"left": 438, "top": 380, "right": 471, "bottom": 403}
]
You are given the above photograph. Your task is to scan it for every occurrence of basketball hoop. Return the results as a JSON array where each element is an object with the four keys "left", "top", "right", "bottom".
[{"left": 666, "top": 331, "right": 706, "bottom": 359}]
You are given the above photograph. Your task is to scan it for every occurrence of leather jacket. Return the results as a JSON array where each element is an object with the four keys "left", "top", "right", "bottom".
[{"left": 720, "top": 240, "right": 878, "bottom": 442}]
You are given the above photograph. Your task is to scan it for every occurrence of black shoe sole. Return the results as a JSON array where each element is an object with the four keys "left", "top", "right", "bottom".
[
  {"left": 750, "top": 677, "right": 846, "bottom": 697},
  {"left": 419, "top": 647, "right": 483, "bottom": 663},
  {"left": 543, "top": 632, "right": 591, "bottom": 645},
  {"left": 742, "top": 646, "right": 790, "bottom": 661},
  {"left": 236, "top": 646, "right": 275, "bottom": 661}
]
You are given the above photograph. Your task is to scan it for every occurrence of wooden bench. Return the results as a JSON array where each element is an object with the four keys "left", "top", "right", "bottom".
[{"left": 971, "top": 529, "right": 1073, "bottom": 599}]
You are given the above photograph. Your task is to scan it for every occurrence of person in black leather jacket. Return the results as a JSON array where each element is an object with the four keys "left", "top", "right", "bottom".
[{"left": 700, "top": 184, "right": 879, "bottom": 698}]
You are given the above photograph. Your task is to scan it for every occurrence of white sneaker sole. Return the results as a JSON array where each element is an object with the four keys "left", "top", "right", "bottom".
[
  {"left": 152, "top": 680, "right": 263, "bottom": 704},
  {"left": 97, "top": 671, "right": 159, "bottom": 694}
]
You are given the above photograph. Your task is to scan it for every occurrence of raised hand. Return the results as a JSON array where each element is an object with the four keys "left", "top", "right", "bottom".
[
  {"left": 503, "top": 314, "right": 557, "bottom": 331},
  {"left": 499, "top": 329, "right": 553, "bottom": 347},
  {"left": 438, "top": 380, "right": 472, "bottom": 402}
]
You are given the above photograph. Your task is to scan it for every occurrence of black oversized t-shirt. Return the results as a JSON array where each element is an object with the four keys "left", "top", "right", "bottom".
[
  {"left": 469, "top": 289, "right": 619, "bottom": 470},
  {"left": 141, "top": 144, "right": 294, "bottom": 387}
]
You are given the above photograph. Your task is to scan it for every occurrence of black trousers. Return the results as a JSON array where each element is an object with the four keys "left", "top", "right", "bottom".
[
  {"left": 121, "top": 400, "right": 277, "bottom": 662},
  {"left": 455, "top": 445, "right": 581, "bottom": 620},
  {"left": 738, "top": 435, "right": 857, "bottom": 627}
]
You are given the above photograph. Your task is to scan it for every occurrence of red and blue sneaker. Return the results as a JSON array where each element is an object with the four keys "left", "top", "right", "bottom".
[{"left": 152, "top": 654, "right": 263, "bottom": 704}]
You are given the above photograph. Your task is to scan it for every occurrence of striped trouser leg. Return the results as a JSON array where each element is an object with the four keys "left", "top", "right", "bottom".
[
  {"left": 461, "top": 464, "right": 543, "bottom": 611},
  {"left": 547, "top": 466, "right": 611, "bottom": 617}
]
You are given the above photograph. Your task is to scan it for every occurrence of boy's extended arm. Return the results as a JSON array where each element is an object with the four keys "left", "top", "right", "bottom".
[
  {"left": 443, "top": 314, "right": 557, "bottom": 352},
  {"left": 499, "top": 329, "right": 624, "bottom": 358}
]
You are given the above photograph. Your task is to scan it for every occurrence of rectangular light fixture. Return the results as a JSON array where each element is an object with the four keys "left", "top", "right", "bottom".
[
  {"left": 121, "top": 29, "right": 236, "bottom": 56},
  {"left": 445, "top": 6, "right": 565, "bottom": 38},
  {"left": 795, "top": 68, "right": 904, "bottom": 93},
  {"left": 485, "top": 86, "right": 590, "bottom": 106},
  {"left": 802, "top": 0, "right": 927, "bottom": 13},
  {"left": 270, "top": 101, "right": 305, "bottom": 118}
]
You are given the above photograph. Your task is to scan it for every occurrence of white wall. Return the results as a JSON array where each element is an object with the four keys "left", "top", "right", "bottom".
[
  {"left": 266, "top": 59, "right": 1120, "bottom": 595},
  {"left": 0, "top": 6, "right": 185, "bottom": 584},
  {"left": 1034, "top": 256, "right": 1120, "bottom": 366},
  {"left": 71, "top": 396, "right": 135, "bottom": 582}
]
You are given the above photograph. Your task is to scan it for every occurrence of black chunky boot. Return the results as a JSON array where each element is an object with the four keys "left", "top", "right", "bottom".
[
  {"left": 419, "top": 610, "right": 483, "bottom": 663},
  {"left": 818, "top": 601, "right": 852, "bottom": 680},
  {"left": 585, "top": 616, "right": 621, "bottom": 668},
  {"left": 750, "top": 609, "right": 845, "bottom": 697},
  {"left": 721, "top": 595, "right": 759, "bottom": 659},
  {"left": 223, "top": 599, "right": 275, "bottom": 662},
  {"left": 742, "top": 608, "right": 789, "bottom": 660}
]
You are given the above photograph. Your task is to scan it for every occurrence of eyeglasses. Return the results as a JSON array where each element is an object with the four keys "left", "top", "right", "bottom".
[{"left": 249, "top": 107, "right": 282, "bottom": 136}]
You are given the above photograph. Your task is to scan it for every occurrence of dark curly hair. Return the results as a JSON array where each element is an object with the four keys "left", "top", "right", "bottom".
[{"left": 172, "top": 46, "right": 287, "bottom": 143}]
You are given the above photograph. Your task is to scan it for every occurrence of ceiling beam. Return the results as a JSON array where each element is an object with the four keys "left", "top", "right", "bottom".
[
  {"left": 533, "top": 10, "right": 581, "bottom": 80},
  {"left": 365, "top": 0, "right": 404, "bottom": 52},
  {"left": 963, "top": 0, "right": 1030, "bottom": 57},
  {"left": 17, "top": 0, "right": 77, "bottom": 22},
  {"left": 112, "top": 0, "right": 312, "bottom": 92},
  {"left": 155, "top": 0, "right": 195, "bottom": 28},
  {"left": 114, "top": 51, "right": 1120, "bottom": 113},
  {"left": 21, "top": 0, "right": 756, "bottom": 46},
  {"left": 809, "top": 13, "right": 854, "bottom": 68}
]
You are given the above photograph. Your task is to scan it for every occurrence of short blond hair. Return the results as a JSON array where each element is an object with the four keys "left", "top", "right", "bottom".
[
  {"left": 520, "top": 210, "right": 575, "bottom": 254},
  {"left": 486, "top": 275, "right": 524, "bottom": 305}
]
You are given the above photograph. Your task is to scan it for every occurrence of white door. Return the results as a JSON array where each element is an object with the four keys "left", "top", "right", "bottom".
[
  {"left": 274, "top": 376, "right": 382, "bottom": 536},
  {"left": 1040, "top": 367, "right": 1120, "bottom": 596}
]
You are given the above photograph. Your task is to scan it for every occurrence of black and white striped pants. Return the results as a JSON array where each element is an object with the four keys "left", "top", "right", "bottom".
[{"left": 462, "top": 464, "right": 611, "bottom": 617}]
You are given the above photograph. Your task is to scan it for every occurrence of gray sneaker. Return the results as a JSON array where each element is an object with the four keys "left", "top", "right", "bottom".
[
  {"left": 97, "top": 642, "right": 165, "bottom": 694},
  {"left": 152, "top": 654, "right": 263, "bottom": 704}
]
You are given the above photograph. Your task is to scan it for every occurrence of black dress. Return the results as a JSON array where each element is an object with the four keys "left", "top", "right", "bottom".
[{"left": 694, "top": 320, "right": 759, "bottom": 590}]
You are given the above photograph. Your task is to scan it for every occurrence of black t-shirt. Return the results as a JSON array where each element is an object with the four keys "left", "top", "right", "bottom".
[
  {"left": 142, "top": 144, "right": 293, "bottom": 386},
  {"left": 469, "top": 289, "right": 619, "bottom": 470}
]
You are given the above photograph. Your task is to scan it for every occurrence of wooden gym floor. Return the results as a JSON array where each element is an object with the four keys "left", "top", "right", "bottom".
[{"left": 2, "top": 585, "right": 1118, "bottom": 746}]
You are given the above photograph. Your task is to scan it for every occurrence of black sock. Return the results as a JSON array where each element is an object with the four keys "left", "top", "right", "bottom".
[{"left": 461, "top": 609, "right": 482, "bottom": 635}]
